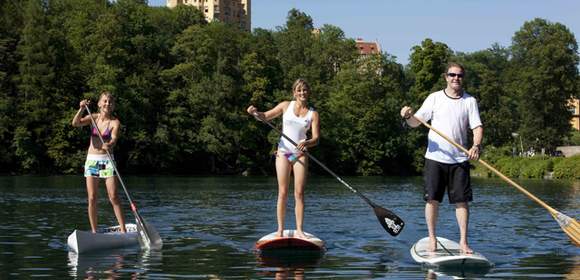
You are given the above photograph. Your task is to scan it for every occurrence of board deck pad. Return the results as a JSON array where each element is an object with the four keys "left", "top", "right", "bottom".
[
  {"left": 411, "top": 237, "right": 492, "bottom": 268},
  {"left": 256, "top": 230, "right": 324, "bottom": 251}
]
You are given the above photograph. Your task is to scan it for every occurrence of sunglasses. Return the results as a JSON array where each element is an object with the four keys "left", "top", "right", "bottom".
[{"left": 447, "top": 72, "right": 464, "bottom": 78}]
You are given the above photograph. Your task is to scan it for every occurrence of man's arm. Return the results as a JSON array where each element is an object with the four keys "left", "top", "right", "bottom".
[{"left": 468, "top": 126, "right": 483, "bottom": 160}]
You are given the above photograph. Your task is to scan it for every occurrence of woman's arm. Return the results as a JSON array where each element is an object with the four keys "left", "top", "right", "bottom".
[
  {"left": 247, "top": 101, "right": 289, "bottom": 121},
  {"left": 71, "top": 100, "right": 93, "bottom": 127},
  {"left": 102, "top": 119, "right": 120, "bottom": 151}
]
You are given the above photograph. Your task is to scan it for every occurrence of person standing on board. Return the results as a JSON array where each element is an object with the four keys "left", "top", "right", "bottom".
[
  {"left": 71, "top": 91, "right": 126, "bottom": 234},
  {"left": 247, "top": 78, "right": 320, "bottom": 239},
  {"left": 400, "top": 62, "right": 483, "bottom": 253}
]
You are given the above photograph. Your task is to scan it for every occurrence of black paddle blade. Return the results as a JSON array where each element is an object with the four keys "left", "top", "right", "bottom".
[{"left": 373, "top": 206, "right": 405, "bottom": 236}]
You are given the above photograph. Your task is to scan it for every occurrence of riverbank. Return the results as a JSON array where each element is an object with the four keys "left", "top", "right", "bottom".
[{"left": 471, "top": 155, "right": 580, "bottom": 180}]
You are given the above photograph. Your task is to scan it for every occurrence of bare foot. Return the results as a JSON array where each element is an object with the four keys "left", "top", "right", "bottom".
[
  {"left": 275, "top": 230, "right": 284, "bottom": 238},
  {"left": 295, "top": 231, "right": 308, "bottom": 239},
  {"left": 428, "top": 238, "right": 437, "bottom": 252},
  {"left": 460, "top": 243, "right": 473, "bottom": 254},
  {"left": 120, "top": 226, "right": 127, "bottom": 233}
]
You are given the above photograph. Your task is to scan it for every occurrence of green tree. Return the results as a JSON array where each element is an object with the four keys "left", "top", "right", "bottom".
[
  {"left": 407, "top": 38, "right": 452, "bottom": 103},
  {"left": 275, "top": 9, "right": 318, "bottom": 87},
  {"left": 510, "top": 18, "right": 579, "bottom": 151},
  {"left": 14, "top": 0, "right": 57, "bottom": 172},
  {"left": 159, "top": 22, "right": 247, "bottom": 173},
  {"left": 323, "top": 54, "right": 406, "bottom": 175},
  {"left": 456, "top": 44, "right": 516, "bottom": 147},
  {"left": 0, "top": 0, "right": 22, "bottom": 171}
]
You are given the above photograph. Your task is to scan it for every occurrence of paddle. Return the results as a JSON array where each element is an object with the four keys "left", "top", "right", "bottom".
[
  {"left": 252, "top": 113, "right": 405, "bottom": 236},
  {"left": 84, "top": 105, "right": 163, "bottom": 250},
  {"left": 412, "top": 115, "right": 580, "bottom": 246}
]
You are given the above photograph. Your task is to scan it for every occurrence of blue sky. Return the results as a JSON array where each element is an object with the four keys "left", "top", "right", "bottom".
[{"left": 148, "top": 0, "right": 580, "bottom": 66}]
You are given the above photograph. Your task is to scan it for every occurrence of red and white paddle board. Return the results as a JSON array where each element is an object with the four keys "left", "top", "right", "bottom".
[{"left": 255, "top": 230, "right": 324, "bottom": 251}]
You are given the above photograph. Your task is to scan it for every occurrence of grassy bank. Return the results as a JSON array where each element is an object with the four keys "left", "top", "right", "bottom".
[{"left": 472, "top": 154, "right": 580, "bottom": 180}]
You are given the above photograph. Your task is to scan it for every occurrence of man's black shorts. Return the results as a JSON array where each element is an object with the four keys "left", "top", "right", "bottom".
[{"left": 423, "top": 158, "right": 472, "bottom": 203}]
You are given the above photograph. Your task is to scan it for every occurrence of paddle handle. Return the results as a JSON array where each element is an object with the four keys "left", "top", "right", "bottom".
[{"left": 413, "top": 116, "right": 557, "bottom": 214}]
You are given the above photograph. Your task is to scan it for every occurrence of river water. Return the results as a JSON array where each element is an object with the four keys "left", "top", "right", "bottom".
[{"left": 0, "top": 176, "right": 578, "bottom": 279}]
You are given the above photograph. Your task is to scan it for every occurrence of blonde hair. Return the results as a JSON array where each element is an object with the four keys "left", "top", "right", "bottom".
[
  {"left": 98, "top": 90, "right": 115, "bottom": 102},
  {"left": 292, "top": 78, "right": 310, "bottom": 93}
]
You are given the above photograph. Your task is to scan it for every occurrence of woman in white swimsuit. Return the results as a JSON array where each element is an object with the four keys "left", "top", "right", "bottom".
[{"left": 247, "top": 79, "right": 320, "bottom": 239}]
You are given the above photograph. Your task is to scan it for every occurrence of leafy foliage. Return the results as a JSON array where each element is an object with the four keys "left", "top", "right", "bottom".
[{"left": 0, "top": 4, "right": 578, "bottom": 176}]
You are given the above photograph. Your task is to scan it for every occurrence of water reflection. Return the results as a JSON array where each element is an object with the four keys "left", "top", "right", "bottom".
[
  {"left": 425, "top": 266, "right": 492, "bottom": 279},
  {"left": 256, "top": 250, "right": 324, "bottom": 280},
  {"left": 67, "top": 249, "right": 162, "bottom": 279},
  {"left": 1, "top": 176, "right": 578, "bottom": 279}
]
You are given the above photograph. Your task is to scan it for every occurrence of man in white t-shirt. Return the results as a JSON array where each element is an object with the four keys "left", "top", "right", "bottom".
[{"left": 400, "top": 62, "right": 483, "bottom": 254}]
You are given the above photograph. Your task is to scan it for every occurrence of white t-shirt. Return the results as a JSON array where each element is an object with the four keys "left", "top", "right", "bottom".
[{"left": 414, "top": 90, "right": 482, "bottom": 164}]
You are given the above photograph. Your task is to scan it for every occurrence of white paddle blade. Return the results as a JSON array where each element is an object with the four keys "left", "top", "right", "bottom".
[{"left": 136, "top": 217, "right": 163, "bottom": 250}]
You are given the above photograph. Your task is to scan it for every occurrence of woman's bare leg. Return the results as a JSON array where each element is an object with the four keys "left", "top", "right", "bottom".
[
  {"left": 105, "top": 176, "right": 126, "bottom": 233},
  {"left": 292, "top": 156, "right": 308, "bottom": 239},
  {"left": 86, "top": 177, "right": 99, "bottom": 233},
  {"left": 275, "top": 153, "right": 292, "bottom": 237}
]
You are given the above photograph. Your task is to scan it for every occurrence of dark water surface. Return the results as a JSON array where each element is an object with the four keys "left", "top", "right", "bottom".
[{"left": 0, "top": 176, "right": 578, "bottom": 279}]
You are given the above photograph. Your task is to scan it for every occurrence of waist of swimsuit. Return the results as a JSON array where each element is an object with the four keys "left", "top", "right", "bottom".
[{"left": 86, "top": 154, "right": 113, "bottom": 161}]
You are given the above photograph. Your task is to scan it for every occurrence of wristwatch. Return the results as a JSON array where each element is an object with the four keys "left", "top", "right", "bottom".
[{"left": 473, "top": 144, "right": 482, "bottom": 150}]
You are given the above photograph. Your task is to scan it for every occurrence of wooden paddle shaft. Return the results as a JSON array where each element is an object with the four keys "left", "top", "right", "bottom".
[{"left": 413, "top": 117, "right": 557, "bottom": 215}]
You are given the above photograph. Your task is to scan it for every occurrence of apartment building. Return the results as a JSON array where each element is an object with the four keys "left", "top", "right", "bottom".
[
  {"left": 167, "top": 0, "right": 251, "bottom": 31},
  {"left": 570, "top": 98, "right": 580, "bottom": 131}
]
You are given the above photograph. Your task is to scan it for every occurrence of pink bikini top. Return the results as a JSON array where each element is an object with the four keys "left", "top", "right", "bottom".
[{"left": 91, "top": 122, "right": 111, "bottom": 141}]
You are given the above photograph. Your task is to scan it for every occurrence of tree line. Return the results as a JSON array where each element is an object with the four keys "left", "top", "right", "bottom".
[{"left": 0, "top": 0, "right": 578, "bottom": 176}]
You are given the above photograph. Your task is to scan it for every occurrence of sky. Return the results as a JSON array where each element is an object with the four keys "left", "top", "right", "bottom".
[{"left": 148, "top": 0, "right": 580, "bottom": 66}]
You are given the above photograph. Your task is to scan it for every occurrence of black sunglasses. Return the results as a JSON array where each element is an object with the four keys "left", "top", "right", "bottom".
[{"left": 447, "top": 72, "right": 464, "bottom": 78}]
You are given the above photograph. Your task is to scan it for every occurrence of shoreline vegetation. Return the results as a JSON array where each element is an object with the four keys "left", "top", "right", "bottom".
[
  {"left": 1, "top": 1, "right": 579, "bottom": 176},
  {"left": 472, "top": 154, "right": 580, "bottom": 180}
]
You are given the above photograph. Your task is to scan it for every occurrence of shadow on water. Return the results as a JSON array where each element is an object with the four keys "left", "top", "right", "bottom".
[
  {"left": 256, "top": 249, "right": 324, "bottom": 280},
  {"left": 424, "top": 265, "right": 492, "bottom": 279},
  {"left": 67, "top": 248, "right": 163, "bottom": 279},
  {"left": 256, "top": 249, "right": 324, "bottom": 268}
]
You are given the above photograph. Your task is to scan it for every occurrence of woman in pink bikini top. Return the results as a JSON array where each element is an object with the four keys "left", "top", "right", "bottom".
[{"left": 71, "top": 91, "right": 126, "bottom": 234}]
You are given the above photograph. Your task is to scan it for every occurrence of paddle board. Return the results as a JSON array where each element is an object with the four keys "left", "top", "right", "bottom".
[
  {"left": 67, "top": 223, "right": 139, "bottom": 253},
  {"left": 255, "top": 230, "right": 324, "bottom": 251},
  {"left": 411, "top": 237, "right": 492, "bottom": 268}
]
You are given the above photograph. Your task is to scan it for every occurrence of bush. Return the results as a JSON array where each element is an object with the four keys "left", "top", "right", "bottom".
[
  {"left": 552, "top": 155, "right": 580, "bottom": 179},
  {"left": 520, "top": 159, "right": 550, "bottom": 178},
  {"left": 563, "top": 131, "right": 580, "bottom": 146},
  {"left": 494, "top": 157, "right": 524, "bottom": 178}
]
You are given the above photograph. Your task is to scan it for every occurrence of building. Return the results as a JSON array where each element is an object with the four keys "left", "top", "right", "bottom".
[
  {"left": 354, "top": 38, "right": 382, "bottom": 76},
  {"left": 355, "top": 38, "right": 381, "bottom": 56},
  {"left": 570, "top": 97, "right": 580, "bottom": 131},
  {"left": 167, "top": 0, "right": 251, "bottom": 31}
]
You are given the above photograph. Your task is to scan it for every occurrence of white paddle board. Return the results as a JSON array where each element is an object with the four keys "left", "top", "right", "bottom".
[
  {"left": 411, "top": 237, "right": 492, "bottom": 268},
  {"left": 67, "top": 224, "right": 139, "bottom": 253},
  {"left": 255, "top": 230, "right": 324, "bottom": 251}
]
